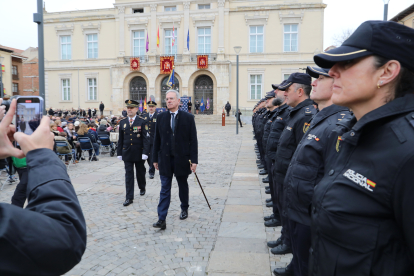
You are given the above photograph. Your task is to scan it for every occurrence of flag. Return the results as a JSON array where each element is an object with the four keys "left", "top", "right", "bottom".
[
  {"left": 166, "top": 68, "right": 175, "bottom": 89},
  {"left": 144, "top": 97, "right": 147, "bottom": 111},
  {"left": 206, "top": 98, "right": 210, "bottom": 110},
  {"left": 172, "top": 23, "right": 175, "bottom": 47},
  {"left": 187, "top": 29, "right": 190, "bottom": 51},
  {"left": 157, "top": 27, "right": 160, "bottom": 48},
  {"left": 146, "top": 33, "right": 149, "bottom": 52},
  {"left": 200, "top": 97, "right": 205, "bottom": 112},
  {"left": 139, "top": 98, "right": 143, "bottom": 113},
  {"left": 180, "top": 97, "right": 189, "bottom": 112},
  {"left": 1, "top": 65, "right": 4, "bottom": 72}
]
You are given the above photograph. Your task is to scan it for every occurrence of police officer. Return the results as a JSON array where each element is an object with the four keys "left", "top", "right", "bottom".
[
  {"left": 282, "top": 66, "right": 350, "bottom": 276},
  {"left": 264, "top": 81, "right": 291, "bottom": 230},
  {"left": 271, "top": 73, "right": 317, "bottom": 275},
  {"left": 308, "top": 20, "right": 414, "bottom": 275},
  {"left": 145, "top": 100, "right": 158, "bottom": 179},
  {"left": 117, "top": 99, "right": 150, "bottom": 206}
]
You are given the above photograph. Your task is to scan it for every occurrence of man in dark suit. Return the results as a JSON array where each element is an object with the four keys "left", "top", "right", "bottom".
[
  {"left": 19, "top": 118, "right": 26, "bottom": 134},
  {"left": 145, "top": 100, "right": 158, "bottom": 179},
  {"left": 117, "top": 99, "right": 150, "bottom": 206},
  {"left": 152, "top": 90, "right": 198, "bottom": 230},
  {"left": 88, "top": 108, "right": 92, "bottom": 118}
]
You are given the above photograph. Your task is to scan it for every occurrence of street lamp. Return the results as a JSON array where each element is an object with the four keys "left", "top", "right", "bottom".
[
  {"left": 383, "top": 0, "right": 390, "bottom": 21},
  {"left": 0, "top": 56, "right": 4, "bottom": 98},
  {"left": 234, "top": 46, "right": 241, "bottom": 135}
]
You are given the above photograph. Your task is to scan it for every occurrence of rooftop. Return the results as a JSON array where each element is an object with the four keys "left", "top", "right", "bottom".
[{"left": 389, "top": 4, "right": 414, "bottom": 22}]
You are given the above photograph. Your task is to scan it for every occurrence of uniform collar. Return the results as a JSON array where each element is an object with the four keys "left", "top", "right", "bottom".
[
  {"left": 342, "top": 94, "right": 414, "bottom": 145},
  {"left": 289, "top": 98, "right": 314, "bottom": 115},
  {"left": 310, "top": 104, "right": 348, "bottom": 128}
]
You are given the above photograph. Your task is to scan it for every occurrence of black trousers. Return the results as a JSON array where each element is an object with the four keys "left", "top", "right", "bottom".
[
  {"left": 273, "top": 167, "right": 291, "bottom": 247},
  {"left": 238, "top": 118, "right": 243, "bottom": 127},
  {"left": 146, "top": 145, "right": 155, "bottom": 175},
  {"left": 11, "top": 168, "right": 28, "bottom": 208},
  {"left": 226, "top": 110, "right": 230, "bottom": 116},
  {"left": 267, "top": 158, "right": 280, "bottom": 219},
  {"left": 289, "top": 219, "right": 311, "bottom": 276},
  {"left": 124, "top": 160, "right": 146, "bottom": 200}
]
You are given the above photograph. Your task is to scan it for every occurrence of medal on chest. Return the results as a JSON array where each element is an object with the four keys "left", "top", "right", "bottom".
[
  {"left": 153, "top": 118, "right": 156, "bottom": 123},
  {"left": 123, "top": 123, "right": 126, "bottom": 129}
]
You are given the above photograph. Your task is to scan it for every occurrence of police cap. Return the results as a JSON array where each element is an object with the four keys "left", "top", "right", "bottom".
[
  {"left": 314, "top": 20, "right": 414, "bottom": 72},
  {"left": 306, "top": 66, "right": 331, "bottom": 79},
  {"left": 125, "top": 99, "right": 139, "bottom": 108},
  {"left": 147, "top": 100, "right": 157, "bottom": 107},
  {"left": 278, "top": 73, "right": 312, "bottom": 91},
  {"left": 265, "top": 91, "right": 275, "bottom": 99}
]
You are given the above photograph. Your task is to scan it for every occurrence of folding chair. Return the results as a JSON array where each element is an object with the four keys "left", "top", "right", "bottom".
[
  {"left": 78, "top": 137, "right": 96, "bottom": 162},
  {"left": 98, "top": 135, "right": 115, "bottom": 156},
  {"left": 55, "top": 141, "right": 76, "bottom": 168}
]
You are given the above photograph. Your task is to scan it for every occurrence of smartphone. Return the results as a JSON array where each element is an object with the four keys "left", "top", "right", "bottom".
[{"left": 15, "top": 96, "right": 44, "bottom": 135}]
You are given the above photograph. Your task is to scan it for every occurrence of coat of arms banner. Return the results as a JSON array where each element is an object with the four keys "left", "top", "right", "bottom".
[
  {"left": 130, "top": 57, "right": 140, "bottom": 71},
  {"left": 197, "top": 55, "right": 208, "bottom": 69},
  {"left": 160, "top": 56, "right": 174, "bottom": 74}
]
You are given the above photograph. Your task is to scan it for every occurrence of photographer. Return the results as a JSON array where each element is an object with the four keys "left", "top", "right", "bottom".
[{"left": 0, "top": 99, "right": 86, "bottom": 275}]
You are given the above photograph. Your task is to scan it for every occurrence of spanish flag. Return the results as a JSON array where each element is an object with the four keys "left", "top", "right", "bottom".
[
  {"left": 157, "top": 27, "right": 160, "bottom": 48},
  {"left": 144, "top": 97, "right": 147, "bottom": 111},
  {"left": 1, "top": 65, "right": 4, "bottom": 72},
  {"left": 367, "top": 179, "right": 376, "bottom": 188}
]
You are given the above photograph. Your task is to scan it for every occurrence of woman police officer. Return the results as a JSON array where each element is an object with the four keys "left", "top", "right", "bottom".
[{"left": 309, "top": 21, "right": 414, "bottom": 275}]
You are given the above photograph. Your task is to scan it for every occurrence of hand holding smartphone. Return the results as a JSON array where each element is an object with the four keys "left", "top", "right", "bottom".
[{"left": 15, "top": 96, "right": 44, "bottom": 136}]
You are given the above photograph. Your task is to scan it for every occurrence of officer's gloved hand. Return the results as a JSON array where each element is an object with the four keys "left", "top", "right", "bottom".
[
  {"left": 142, "top": 154, "right": 148, "bottom": 160},
  {"left": 117, "top": 156, "right": 122, "bottom": 161}
]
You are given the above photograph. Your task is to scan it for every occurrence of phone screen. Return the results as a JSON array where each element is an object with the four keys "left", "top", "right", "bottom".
[{"left": 16, "top": 96, "right": 43, "bottom": 135}]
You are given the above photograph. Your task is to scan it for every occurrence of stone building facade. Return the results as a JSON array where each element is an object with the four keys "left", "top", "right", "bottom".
[{"left": 43, "top": 0, "right": 326, "bottom": 115}]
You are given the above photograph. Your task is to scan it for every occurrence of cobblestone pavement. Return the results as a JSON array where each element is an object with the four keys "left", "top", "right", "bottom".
[{"left": 0, "top": 123, "right": 292, "bottom": 276}]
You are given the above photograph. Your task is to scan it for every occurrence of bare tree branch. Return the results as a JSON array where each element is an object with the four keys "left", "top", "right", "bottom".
[{"left": 332, "top": 28, "right": 355, "bottom": 46}]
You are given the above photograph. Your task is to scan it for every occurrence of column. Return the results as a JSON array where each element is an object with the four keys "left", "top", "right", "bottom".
[
  {"left": 118, "top": 6, "right": 125, "bottom": 56},
  {"left": 217, "top": 0, "right": 225, "bottom": 60},
  {"left": 150, "top": 4, "right": 157, "bottom": 55}
]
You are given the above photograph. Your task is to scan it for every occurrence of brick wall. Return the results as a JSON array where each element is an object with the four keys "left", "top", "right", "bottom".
[{"left": 22, "top": 58, "right": 39, "bottom": 96}]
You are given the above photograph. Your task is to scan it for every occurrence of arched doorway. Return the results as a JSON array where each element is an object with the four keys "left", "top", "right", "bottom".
[
  {"left": 161, "top": 76, "right": 180, "bottom": 108},
  {"left": 194, "top": 75, "right": 214, "bottom": 115},
  {"left": 130, "top": 76, "right": 147, "bottom": 102}
]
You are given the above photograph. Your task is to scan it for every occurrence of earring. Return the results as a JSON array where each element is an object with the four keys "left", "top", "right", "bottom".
[{"left": 377, "top": 83, "right": 381, "bottom": 89}]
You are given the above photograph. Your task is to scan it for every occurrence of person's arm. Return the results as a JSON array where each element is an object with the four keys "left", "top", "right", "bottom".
[
  {"left": 142, "top": 121, "right": 150, "bottom": 157},
  {"left": 152, "top": 115, "right": 161, "bottom": 169},
  {"left": 117, "top": 122, "right": 123, "bottom": 157},
  {"left": 189, "top": 115, "right": 198, "bottom": 170}
]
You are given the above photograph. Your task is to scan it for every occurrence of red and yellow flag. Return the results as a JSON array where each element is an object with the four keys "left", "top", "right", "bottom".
[
  {"left": 367, "top": 179, "right": 376, "bottom": 188},
  {"left": 144, "top": 97, "right": 147, "bottom": 111},
  {"left": 1, "top": 65, "right": 4, "bottom": 72},
  {"left": 157, "top": 27, "right": 160, "bottom": 48}
]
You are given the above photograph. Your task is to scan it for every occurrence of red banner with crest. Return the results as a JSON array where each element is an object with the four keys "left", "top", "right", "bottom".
[
  {"left": 130, "top": 57, "right": 140, "bottom": 71},
  {"left": 197, "top": 55, "right": 208, "bottom": 69},
  {"left": 160, "top": 56, "right": 174, "bottom": 74}
]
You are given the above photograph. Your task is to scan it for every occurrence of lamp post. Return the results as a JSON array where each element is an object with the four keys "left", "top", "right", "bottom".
[
  {"left": 383, "top": 0, "right": 390, "bottom": 21},
  {"left": 33, "top": 0, "right": 45, "bottom": 113},
  {"left": 234, "top": 46, "right": 242, "bottom": 135},
  {"left": 0, "top": 56, "right": 4, "bottom": 98}
]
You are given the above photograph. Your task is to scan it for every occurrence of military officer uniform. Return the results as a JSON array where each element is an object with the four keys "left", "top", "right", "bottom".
[
  {"left": 144, "top": 100, "right": 158, "bottom": 179},
  {"left": 117, "top": 100, "right": 150, "bottom": 206}
]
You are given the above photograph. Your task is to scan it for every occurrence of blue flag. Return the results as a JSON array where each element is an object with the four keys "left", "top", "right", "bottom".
[
  {"left": 187, "top": 29, "right": 190, "bottom": 51},
  {"left": 166, "top": 68, "right": 175, "bottom": 89},
  {"left": 200, "top": 96, "right": 205, "bottom": 112}
]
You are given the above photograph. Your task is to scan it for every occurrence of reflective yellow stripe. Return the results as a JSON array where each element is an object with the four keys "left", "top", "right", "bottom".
[
  {"left": 320, "top": 49, "right": 368, "bottom": 57},
  {"left": 309, "top": 67, "right": 330, "bottom": 76}
]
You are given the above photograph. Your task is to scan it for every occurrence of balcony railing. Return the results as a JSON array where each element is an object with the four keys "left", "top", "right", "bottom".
[
  {"left": 12, "top": 90, "right": 19, "bottom": 96},
  {"left": 190, "top": 53, "right": 217, "bottom": 62},
  {"left": 12, "top": 74, "right": 19, "bottom": 80},
  {"left": 123, "top": 55, "right": 149, "bottom": 65},
  {"left": 156, "top": 54, "right": 183, "bottom": 63}
]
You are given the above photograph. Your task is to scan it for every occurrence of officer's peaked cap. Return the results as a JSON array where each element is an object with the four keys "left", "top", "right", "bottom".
[
  {"left": 306, "top": 66, "right": 331, "bottom": 78},
  {"left": 265, "top": 91, "right": 275, "bottom": 99},
  {"left": 278, "top": 73, "right": 311, "bottom": 91},
  {"left": 314, "top": 20, "right": 414, "bottom": 72}
]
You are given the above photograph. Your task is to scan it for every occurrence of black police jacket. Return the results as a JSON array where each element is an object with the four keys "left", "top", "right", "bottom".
[
  {"left": 309, "top": 94, "right": 414, "bottom": 276},
  {"left": 275, "top": 99, "right": 317, "bottom": 178},
  {"left": 266, "top": 104, "right": 291, "bottom": 161},
  {"left": 0, "top": 149, "right": 86, "bottom": 275},
  {"left": 144, "top": 112, "right": 158, "bottom": 146},
  {"left": 152, "top": 110, "right": 198, "bottom": 177},
  {"left": 256, "top": 110, "right": 269, "bottom": 143},
  {"left": 117, "top": 116, "right": 150, "bottom": 162},
  {"left": 285, "top": 104, "right": 350, "bottom": 226},
  {"left": 262, "top": 109, "right": 278, "bottom": 159}
]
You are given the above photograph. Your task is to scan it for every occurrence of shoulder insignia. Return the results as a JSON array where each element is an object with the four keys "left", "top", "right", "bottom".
[
  {"left": 338, "top": 113, "right": 346, "bottom": 121},
  {"left": 336, "top": 136, "right": 342, "bottom": 152},
  {"left": 305, "top": 107, "right": 312, "bottom": 114},
  {"left": 303, "top": 122, "right": 311, "bottom": 133},
  {"left": 286, "top": 126, "right": 292, "bottom": 131}
]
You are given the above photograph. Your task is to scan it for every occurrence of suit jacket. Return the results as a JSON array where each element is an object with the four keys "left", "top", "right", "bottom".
[
  {"left": 144, "top": 112, "right": 158, "bottom": 146},
  {"left": 152, "top": 110, "right": 198, "bottom": 177},
  {"left": 117, "top": 116, "right": 150, "bottom": 162}
]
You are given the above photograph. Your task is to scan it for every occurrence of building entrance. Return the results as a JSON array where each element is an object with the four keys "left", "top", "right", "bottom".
[
  {"left": 194, "top": 75, "right": 213, "bottom": 115},
  {"left": 130, "top": 76, "right": 147, "bottom": 102},
  {"left": 161, "top": 76, "right": 180, "bottom": 108}
]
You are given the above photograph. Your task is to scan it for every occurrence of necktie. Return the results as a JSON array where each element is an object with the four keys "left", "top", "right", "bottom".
[
  {"left": 150, "top": 114, "right": 153, "bottom": 119},
  {"left": 129, "top": 118, "right": 133, "bottom": 125},
  {"left": 171, "top": 113, "right": 175, "bottom": 132}
]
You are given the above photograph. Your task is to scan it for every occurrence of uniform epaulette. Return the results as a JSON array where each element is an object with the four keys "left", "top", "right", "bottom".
[{"left": 139, "top": 116, "right": 148, "bottom": 120}]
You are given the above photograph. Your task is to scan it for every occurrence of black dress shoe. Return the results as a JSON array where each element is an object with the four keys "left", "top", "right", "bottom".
[
  {"left": 149, "top": 174, "right": 154, "bottom": 179},
  {"left": 123, "top": 199, "right": 133, "bottom": 206},
  {"left": 265, "top": 185, "right": 270, "bottom": 189},
  {"left": 265, "top": 218, "right": 281, "bottom": 227},
  {"left": 140, "top": 190, "right": 146, "bottom": 196},
  {"left": 180, "top": 210, "right": 188, "bottom": 220},
  {"left": 265, "top": 189, "right": 271, "bottom": 194},
  {"left": 259, "top": 169, "right": 267, "bottom": 174},
  {"left": 266, "top": 202, "right": 273, "bottom": 207},
  {"left": 273, "top": 266, "right": 293, "bottom": 276},
  {"left": 259, "top": 170, "right": 268, "bottom": 175},
  {"left": 271, "top": 243, "right": 292, "bottom": 255},
  {"left": 264, "top": 213, "right": 275, "bottom": 221},
  {"left": 267, "top": 237, "right": 283, "bottom": 248},
  {"left": 262, "top": 177, "right": 270, "bottom": 183},
  {"left": 266, "top": 198, "right": 273, "bottom": 203},
  {"left": 257, "top": 165, "right": 265, "bottom": 169},
  {"left": 153, "top": 220, "right": 166, "bottom": 230}
]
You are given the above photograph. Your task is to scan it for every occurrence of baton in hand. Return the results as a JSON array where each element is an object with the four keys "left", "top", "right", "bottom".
[{"left": 189, "top": 160, "right": 211, "bottom": 210}]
